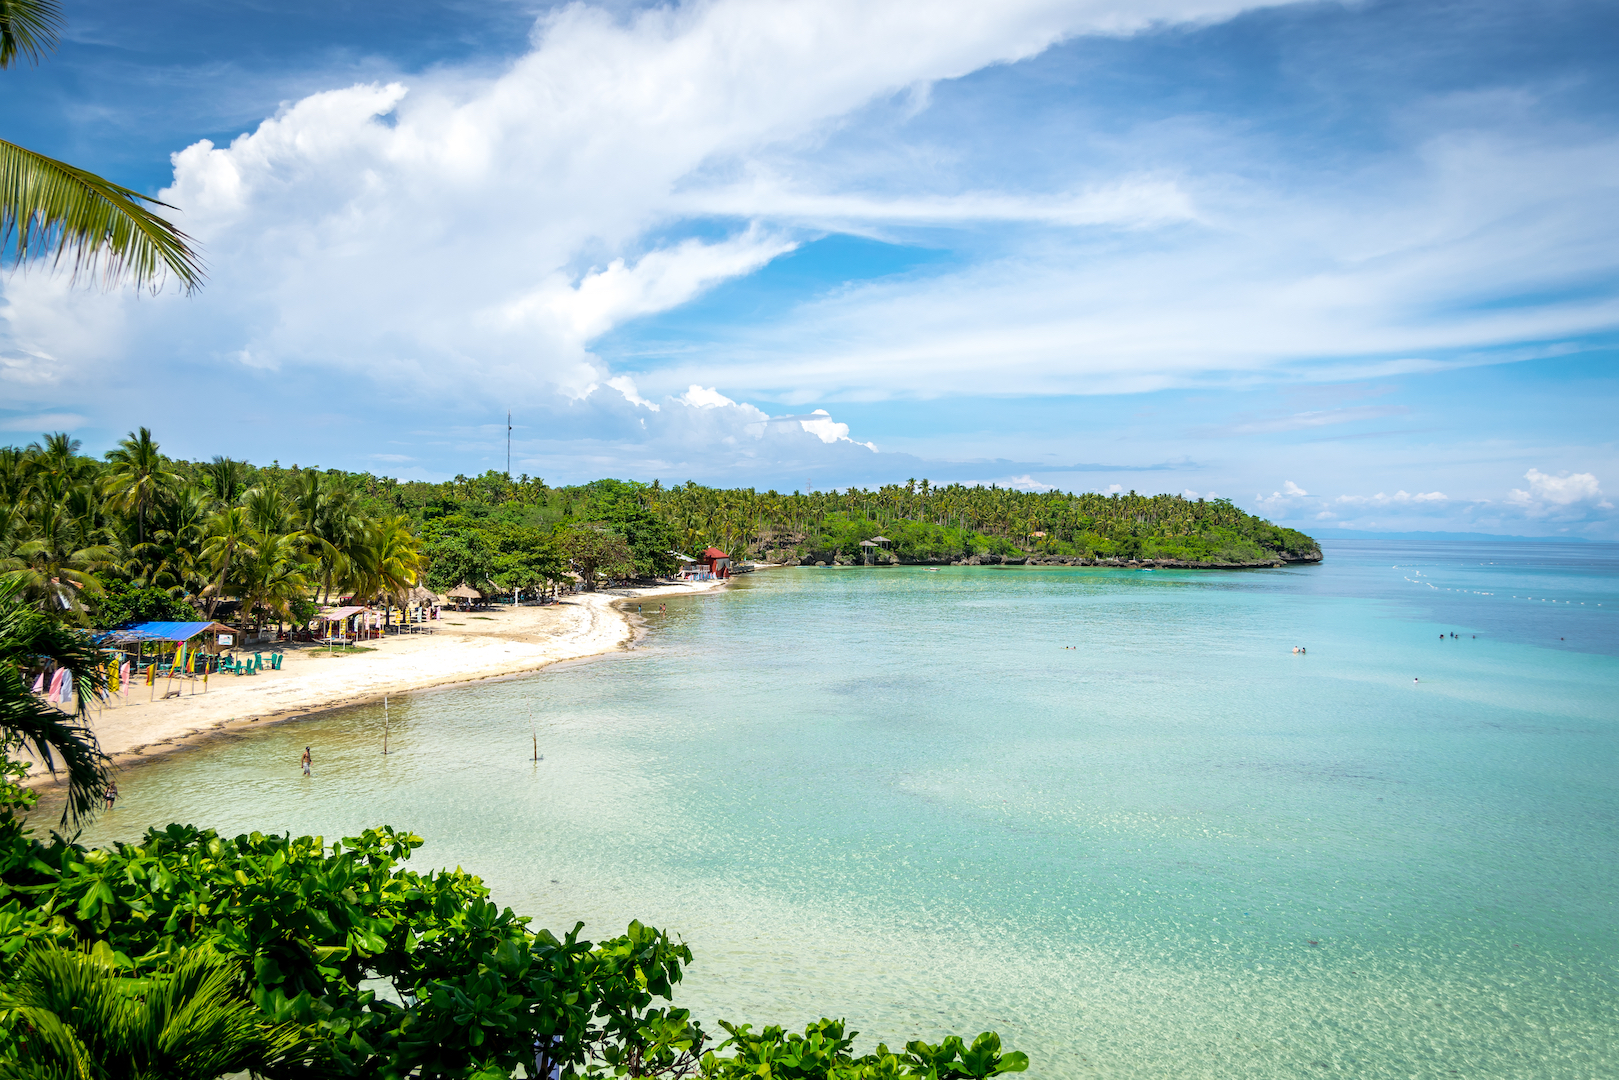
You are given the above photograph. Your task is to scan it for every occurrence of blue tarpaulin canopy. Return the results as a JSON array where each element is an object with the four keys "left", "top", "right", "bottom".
[{"left": 99, "top": 621, "right": 232, "bottom": 645}]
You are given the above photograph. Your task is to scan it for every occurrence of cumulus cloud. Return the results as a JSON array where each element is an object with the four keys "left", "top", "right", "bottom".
[
  {"left": 1254, "top": 480, "right": 1312, "bottom": 511},
  {"left": 1505, "top": 469, "right": 1611, "bottom": 516},
  {"left": 1334, "top": 490, "right": 1448, "bottom": 506},
  {"left": 0, "top": 0, "right": 1271, "bottom": 423}
]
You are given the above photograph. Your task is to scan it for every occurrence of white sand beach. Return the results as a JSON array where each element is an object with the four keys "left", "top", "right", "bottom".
[{"left": 23, "top": 578, "right": 730, "bottom": 788}]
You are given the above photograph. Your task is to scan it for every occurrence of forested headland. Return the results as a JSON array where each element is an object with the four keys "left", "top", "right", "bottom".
[{"left": 1, "top": 428, "right": 1320, "bottom": 631}]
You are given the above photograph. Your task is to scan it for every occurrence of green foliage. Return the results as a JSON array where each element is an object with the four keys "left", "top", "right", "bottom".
[
  {"left": 0, "top": 816, "right": 1026, "bottom": 1080},
  {"left": 0, "top": 579, "right": 109, "bottom": 825},
  {"left": 558, "top": 525, "right": 634, "bottom": 591},
  {"left": 700, "top": 1019, "right": 1026, "bottom": 1080},
  {"left": 2, "top": 427, "right": 1318, "bottom": 628},
  {"left": 421, "top": 512, "right": 565, "bottom": 595},
  {"left": 0, "top": 824, "right": 681, "bottom": 1078},
  {"left": 0, "top": 944, "right": 302, "bottom": 1080},
  {"left": 88, "top": 578, "right": 192, "bottom": 630}
]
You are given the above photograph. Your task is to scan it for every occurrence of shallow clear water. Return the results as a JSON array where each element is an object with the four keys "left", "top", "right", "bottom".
[{"left": 74, "top": 541, "right": 1619, "bottom": 1079}]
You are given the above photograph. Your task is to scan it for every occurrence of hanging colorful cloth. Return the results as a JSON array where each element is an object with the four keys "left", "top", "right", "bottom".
[
  {"left": 57, "top": 668, "right": 74, "bottom": 704},
  {"left": 146, "top": 662, "right": 155, "bottom": 687},
  {"left": 120, "top": 661, "right": 131, "bottom": 691},
  {"left": 31, "top": 672, "right": 44, "bottom": 694},
  {"left": 173, "top": 643, "right": 184, "bottom": 675},
  {"left": 107, "top": 659, "right": 120, "bottom": 694},
  {"left": 47, "top": 668, "right": 65, "bottom": 699}
]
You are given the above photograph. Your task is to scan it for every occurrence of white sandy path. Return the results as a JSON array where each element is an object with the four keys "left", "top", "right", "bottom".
[{"left": 23, "top": 578, "right": 729, "bottom": 786}]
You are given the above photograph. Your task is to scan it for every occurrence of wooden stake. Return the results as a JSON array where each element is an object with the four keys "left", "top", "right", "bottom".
[{"left": 383, "top": 694, "right": 389, "bottom": 755}]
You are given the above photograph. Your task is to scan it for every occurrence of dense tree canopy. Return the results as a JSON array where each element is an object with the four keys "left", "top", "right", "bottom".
[
  {"left": 2, "top": 431, "right": 1319, "bottom": 633},
  {"left": 0, "top": 766, "right": 1027, "bottom": 1080}
]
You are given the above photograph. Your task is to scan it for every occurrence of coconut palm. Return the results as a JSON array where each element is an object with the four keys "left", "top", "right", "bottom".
[
  {"left": 131, "top": 484, "right": 210, "bottom": 595},
  {"left": 345, "top": 515, "right": 425, "bottom": 613},
  {"left": 291, "top": 471, "right": 358, "bottom": 602},
  {"left": 1, "top": 0, "right": 203, "bottom": 294},
  {"left": 100, "top": 428, "right": 173, "bottom": 547},
  {"left": 199, "top": 506, "right": 251, "bottom": 621},
  {"left": 201, "top": 455, "right": 246, "bottom": 507},
  {"left": 2, "top": 503, "right": 112, "bottom": 620},
  {"left": 0, "top": 944, "right": 300, "bottom": 1080},
  {"left": 0, "top": 578, "right": 109, "bottom": 825},
  {"left": 230, "top": 530, "right": 311, "bottom": 637}
]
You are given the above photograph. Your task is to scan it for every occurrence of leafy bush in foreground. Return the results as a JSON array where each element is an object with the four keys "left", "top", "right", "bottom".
[{"left": 0, "top": 796, "right": 1025, "bottom": 1080}]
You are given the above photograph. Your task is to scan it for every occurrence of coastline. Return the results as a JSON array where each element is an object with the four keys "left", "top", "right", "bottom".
[{"left": 21, "top": 577, "right": 731, "bottom": 791}]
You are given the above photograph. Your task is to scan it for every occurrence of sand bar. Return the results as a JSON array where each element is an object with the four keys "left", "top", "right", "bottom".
[{"left": 23, "top": 577, "right": 729, "bottom": 788}]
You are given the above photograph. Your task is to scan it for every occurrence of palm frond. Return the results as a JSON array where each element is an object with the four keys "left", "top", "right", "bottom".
[
  {"left": 0, "top": 138, "right": 204, "bottom": 293},
  {"left": 0, "top": 579, "right": 110, "bottom": 826},
  {"left": 0, "top": 669, "right": 109, "bottom": 827},
  {"left": 0, "top": 0, "right": 61, "bottom": 69}
]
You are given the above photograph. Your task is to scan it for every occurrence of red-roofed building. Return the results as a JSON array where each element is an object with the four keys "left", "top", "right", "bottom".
[{"left": 700, "top": 547, "right": 731, "bottom": 578}]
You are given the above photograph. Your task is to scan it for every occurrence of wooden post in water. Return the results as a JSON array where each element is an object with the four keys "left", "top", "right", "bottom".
[{"left": 383, "top": 695, "right": 389, "bottom": 755}]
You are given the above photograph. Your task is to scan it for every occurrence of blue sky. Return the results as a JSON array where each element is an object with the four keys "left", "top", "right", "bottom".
[{"left": 3, "top": 0, "right": 1617, "bottom": 536}]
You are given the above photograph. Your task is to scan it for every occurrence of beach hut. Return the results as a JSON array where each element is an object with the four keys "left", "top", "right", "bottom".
[
  {"left": 403, "top": 585, "right": 441, "bottom": 623},
  {"left": 446, "top": 583, "right": 483, "bottom": 610},
  {"left": 699, "top": 547, "right": 731, "bottom": 579},
  {"left": 100, "top": 621, "right": 236, "bottom": 677},
  {"left": 316, "top": 606, "right": 371, "bottom": 644}
]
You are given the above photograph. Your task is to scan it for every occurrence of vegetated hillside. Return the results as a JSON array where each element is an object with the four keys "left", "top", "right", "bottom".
[
  {"left": 369, "top": 473, "right": 1317, "bottom": 568},
  {"left": 645, "top": 482, "right": 1321, "bottom": 567},
  {"left": 2, "top": 426, "right": 1320, "bottom": 632}
]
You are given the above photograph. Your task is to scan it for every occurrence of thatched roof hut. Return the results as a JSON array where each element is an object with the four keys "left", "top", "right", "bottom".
[{"left": 446, "top": 583, "right": 483, "bottom": 600}]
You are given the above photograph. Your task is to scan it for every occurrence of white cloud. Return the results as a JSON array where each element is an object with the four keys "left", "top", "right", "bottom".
[
  {"left": 1255, "top": 480, "right": 1312, "bottom": 511},
  {"left": 635, "top": 128, "right": 1619, "bottom": 402},
  {"left": 0, "top": 0, "right": 1274, "bottom": 421},
  {"left": 1505, "top": 469, "right": 1610, "bottom": 516},
  {"left": 799, "top": 409, "right": 854, "bottom": 445},
  {"left": 1334, "top": 490, "right": 1447, "bottom": 506},
  {"left": 678, "top": 385, "right": 741, "bottom": 410},
  {"left": 608, "top": 375, "right": 660, "bottom": 411}
]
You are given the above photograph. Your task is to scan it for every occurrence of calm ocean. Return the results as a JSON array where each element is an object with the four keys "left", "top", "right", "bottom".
[{"left": 79, "top": 541, "right": 1619, "bottom": 1079}]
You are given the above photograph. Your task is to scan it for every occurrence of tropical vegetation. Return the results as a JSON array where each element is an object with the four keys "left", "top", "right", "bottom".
[
  {"left": 0, "top": 767, "right": 1026, "bottom": 1080},
  {"left": 1, "top": 0, "right": 203, "bottom": 293},
  {"left": 0, "top": 430, "right": 1319, "bottom": 638}
]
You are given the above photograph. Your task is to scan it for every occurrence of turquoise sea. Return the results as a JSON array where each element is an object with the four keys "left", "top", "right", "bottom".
[{"left": 79, "top": 541, "right": 1619, "bottom": 1079}]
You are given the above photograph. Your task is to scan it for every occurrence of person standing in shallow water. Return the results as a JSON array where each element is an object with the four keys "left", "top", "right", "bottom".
[{"left": 301, "top": 747, "right": 312, "bottom": 776}]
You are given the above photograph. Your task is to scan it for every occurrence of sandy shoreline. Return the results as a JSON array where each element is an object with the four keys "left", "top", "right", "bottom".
[{"left": 22, "top": 577, "right": 731, "bottom": 791}]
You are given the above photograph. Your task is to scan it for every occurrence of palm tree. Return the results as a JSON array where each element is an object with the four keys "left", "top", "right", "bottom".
[
  {"left": 0, "top": 578, "right": 110, "bottom": 825},
  {"left": 291, "top": 471, "right": 357, "bottom": 602},
  {"left": 101, "top": 428, "right": 173, "bottom": 547},
  {"left": 346, "top": 516, "right": 425, "bottom": 616},
  {"left": 199, "top": 506, "right": 251, "bottom": 621},
  {"left": 202, "top": 455, "right": 246, "bottom": 507},
  {"left": 230, "top": 530, "right": 311, "bottom": 638},
  {"left": 1, "top": 0, "right": 203, "bottom": 293},
  {"left": 131, "top": 484, "right": 209, "bottom": 596},
  {"left": 2, "top": 503, "right": 112, "bottom": 620},
  {"left": 0, "top": 945, "right": 300, "bottom": 1080}
]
